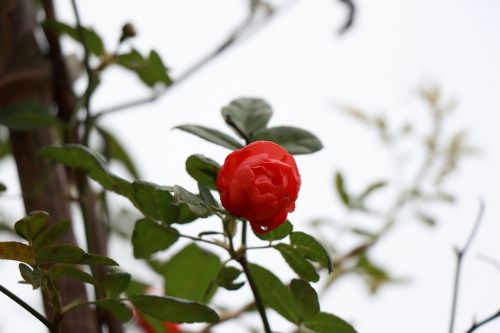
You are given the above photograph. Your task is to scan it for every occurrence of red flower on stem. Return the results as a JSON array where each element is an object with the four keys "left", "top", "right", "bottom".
[{"left": 217, "top": 140, "right": 301, "bottom": 233}]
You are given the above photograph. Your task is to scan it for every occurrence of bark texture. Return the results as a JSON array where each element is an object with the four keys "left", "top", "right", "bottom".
[{"left": 0, "top": 1, "right": 99, "bottom": 332}]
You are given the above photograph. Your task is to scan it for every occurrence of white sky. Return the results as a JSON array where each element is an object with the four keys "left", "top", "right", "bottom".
[{"left": 1, "top": 0, "right": 500, "bottom": 332}]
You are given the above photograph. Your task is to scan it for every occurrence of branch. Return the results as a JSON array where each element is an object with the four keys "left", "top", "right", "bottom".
[
  {"left": 448, "top": 199, "right": 486, "bottom": 333},
  {"left": 93, "top": 0, "right": 300, "bottom": 118},
  {"left": 0, "top": 283, "right": 55, "bottom": 331},
  {"left": 465, "top": 309, "right": 500, "bottom": 333}
]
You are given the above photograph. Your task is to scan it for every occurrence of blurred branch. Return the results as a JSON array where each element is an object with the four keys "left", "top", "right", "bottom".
[
  {"left": 93, "top": 0, "right": 300, "bottom": 118},
  {"left": 337, "top": 0, "right": 356, "bottom": 34},
  {"left": 448, "top": 199, "right": 485, "bottom": 333},
  {"left": 464, "top": 309, "right": 500, "bottom": 333},
  {"left": 476, "top": 254, "right": 500, "bottom": 274}
]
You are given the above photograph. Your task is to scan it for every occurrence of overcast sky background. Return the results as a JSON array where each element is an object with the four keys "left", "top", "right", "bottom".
[{"left": 1, "top": 0, "right": 500, "bottom": 332}]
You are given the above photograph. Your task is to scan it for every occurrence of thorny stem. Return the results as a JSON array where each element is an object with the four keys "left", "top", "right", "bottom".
[
  {"left": 448, "top": 199, "right": 485, "bottom": 333},
  {"left": 0, "top": 284, "right": 55, "bottom": 331}
]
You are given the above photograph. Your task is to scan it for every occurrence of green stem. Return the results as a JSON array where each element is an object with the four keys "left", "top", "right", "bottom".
[
  {"left": 237, "top": 222, "right": 272, "bottom": 333},
  {"left": 0, "top": 283, "right": 55, "bottom": 331}
]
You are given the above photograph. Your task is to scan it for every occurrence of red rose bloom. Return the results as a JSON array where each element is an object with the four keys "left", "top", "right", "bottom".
[{"left": 217, "top": 141, "right": 301, "bottom": 233}]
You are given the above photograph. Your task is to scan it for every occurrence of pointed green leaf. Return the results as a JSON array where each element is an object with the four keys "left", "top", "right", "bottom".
[
  {"left": 155, "top": 244, "right": 221, "bottom": 302},
  {"left": 175, "top": 125, "right": 243, "bottom": 150},
  {"left": 335, "top": 172, "right": 350, "bottom": 206},
  {"left": 221, "top": 98, "right": 273, "bottom": 139},
  {"left": 115, "top": 49, "right": 172, "bottom": 87},
  {"left": 102, "top": 271, "right": 131, "bottom": 297},
  {"left": 97, "top": 126, "right": 140, "bottom": 179},
  {"left": 0, "top": 182, "right": 6, "bottom": 192},
  {"left": 357, "top": 180, "right": 387, "bottom": 202},
  {"left": 252, "top": 126, "right": 323, "bottom": 155},
  {"left": 32, "top": 219, "right": 71, "bottom": 251},
  {"left": 132, "top": 218, "right": 179, "bottom": 259},
  {"left": 14, "top": 211, "right": 49, "bottom": 242},
  {"left": 274, "top": 244, "right": 319, "bottom": 282},
  {"left": 290, "top": 279, "right": 320, "bottom": 321},
  {"left": 217, "top": 266, "right": 244, "bottom": 291},
  {"left": 290, "top": 232, "right": 332, "bottom": 273},
  {"left": 130, "top": 295, "right": 219, "bottom": 324},
  {"left": 254, "top": 220, "right": 293, "bottom": 241},
  {"left": 38, "top": 144, "right": 133, "bottom": 198},
  {"left": 47, "top": 264, "right": 97, "bottom": 285},
  {"left": 0, "top": 242, "right": 34, "bottom": 265},
  {"left": 44, "top": 20, "right": 105, "bottom": 56},
  {"left": 80, "top": 254, "right": 118, "bottom": 266},
  {"left": 167, "top": 185, "right": 210, "bottom": 217},
  {"left": 132, "top": 181, "right": 179, "bottom": 224},
  {"left": 96, "top": 299, "right": 133, "bottom": 322},
  {"left": 248, "top": 263, "right": 299, "bottom": 324},
  {"left": 304, "top": 312, "right": 357, "bottom": 333},
  {"left": 186, "top": 154, "right": 220, "bottom": 190},
  {"left": 0, "top": 102, "right": 61, "bottom": 130}
]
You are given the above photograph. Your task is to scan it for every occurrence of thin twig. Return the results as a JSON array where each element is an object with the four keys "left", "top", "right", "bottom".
[
  {"left": 448, "top": 199, "right": 486, "bottom": 333},
  {"left": 465, "top": 309, "right": 500, "bottom": 333},
  {"left": 0, "top": 284, "right": 55, "bottom": 331},
  {"left": 93, "top": 0, "right": 300, "bottom": 118}
]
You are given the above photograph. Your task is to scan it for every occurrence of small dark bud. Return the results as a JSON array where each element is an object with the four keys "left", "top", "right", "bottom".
[{"left": 119, "top": 22, "right": 136, "bottom": 42}]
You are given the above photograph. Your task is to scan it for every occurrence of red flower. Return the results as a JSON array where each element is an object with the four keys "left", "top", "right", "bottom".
[{"left": 217, "top": 141, "right": 301, "bottom": 233}]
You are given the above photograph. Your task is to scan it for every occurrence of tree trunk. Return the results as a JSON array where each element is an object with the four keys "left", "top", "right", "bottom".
[{"left": 0, "top": 1, "right": 99, "bottom": 332}]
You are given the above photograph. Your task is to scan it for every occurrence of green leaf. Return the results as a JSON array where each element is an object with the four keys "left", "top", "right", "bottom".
[
  {"left": 290, "top": 279, "right": 320, "bottom": 321},
  {"left": 0, "top": 242, "right": 34, "bottom": 265},
  {"left": 32, "top": 219, "right": 71, "bottom": 251},
  {"left": 96, "top": 299, "right": 133, "bottom": 322},
  {"left": 47, "top": 264, "right": 97, "bottom": 285},
  {"left": 304, "top": 312, "right": 357, "bottom": 333},
  {"left": 80, "top": 254, "right": 118, "bottom": 266},
  {"left": 155, "top": 244, "right": 221, "bottom": 302},
  {"left": 0, "top": 102, "right": 61, "bottom": 130},
  {"left": 248, "top": 263, "right": 299, "bottom": 324},
  {"left": 38, "top": 144, "right": 133, "bottom": 198},
  {"left": 335, "top": 172, "right": 350, "bottom": 206},
  {"left": 274, "top": 244, "right": 319, "bottom": 282},
  {"left": 132, "top": 181, "right": 179, "bottom": 224},
  {"left": 254, "top": 220, "right": 293, "bottom": 241},
  {"left": 415, "top": 210, "right": 437, "bottom": 227},
  {"left": 198, "top": 184, "right": 219, "bottom": 207},
  {"left": 0, "top": 182, "right": 6, "bottom": 192},
  {"left": 132, "top": 218, "right": 179, "bottom": 259},
  {"left": 14, "top": 211, "right": 49, "bottom": 242},
  {"left": 167, "top": 185, "right": 210, "bottom": 217},
  {"left": 357, "top": 180, "right": 387, "bottom": 202},
  {"left": 0, "top": 136, "right": 10, "bottom": 161},
  {"left": 221, "top": 98, "right": 273, "bottom": 139},
  {"left": 102, "top": 271, "right": 131, "bottom": 297},
  {"left": 114, "top": 49, "right": 172, "bottom": 87},
  {"left": 355, "top": 255, "right": 393, "bottom": 293},
  {"left": 175, "top": 125, "right": 243, "bottom": 150},
  {"left": 130, "top": 295, "right": 219, "bottom": 324},
  {"left": 125, "top": 279, "right": 149, "bottom": 297},
  {"left": 97, "top": 126, "right": 140, "bottom": 179},
  {"left": 36, "top": 244, "right": 86, "bottom": 264},
  {"left": 217, "top": 266, "right": 244, "bottom": 291},
  {"left": 19, "top": 263, "right": 41, "bottom": 289},
  {"left": 44, "top": 20, "right": 105, "bottom": 55},
  {"left": 252, "top": 126, "right": 323, "bottom": 155},
  {"left": 290, "top": 232, "right": 332, "bottom": 273},
  {"left": 186, "top": 154, "right": 220, "bottom": 190}
]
